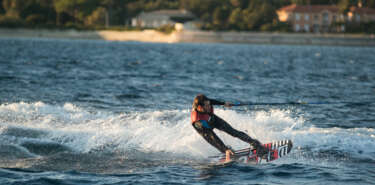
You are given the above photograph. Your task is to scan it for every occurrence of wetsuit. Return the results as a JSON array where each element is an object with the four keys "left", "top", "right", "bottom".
[{"left": 191, "top": 97, "right": 263, "bottom": 153}]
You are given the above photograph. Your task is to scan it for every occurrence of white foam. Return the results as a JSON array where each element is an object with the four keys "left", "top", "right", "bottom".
[{"left": 0, "top": 102, "right": 374, "bottom": 161}]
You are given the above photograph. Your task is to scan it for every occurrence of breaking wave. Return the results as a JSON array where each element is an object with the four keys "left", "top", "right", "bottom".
[{"left": 0, "top": 102, "right": 374, "bottom": 171}]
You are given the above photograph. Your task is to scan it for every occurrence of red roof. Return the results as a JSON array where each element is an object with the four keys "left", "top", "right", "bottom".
[
  {"left": 278, "top": 4, "right": 339, "bottom": 13},
  {"left": 349, "top": 6, "right": 375, "bottom": 14}
]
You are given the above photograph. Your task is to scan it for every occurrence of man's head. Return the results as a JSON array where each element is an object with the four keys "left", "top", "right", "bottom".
[
  {"left": 193, "top": 94, "right": 210, "bottom": 111},
  {"left": 194, "top": 94, "right": 207, "bottom": 105}
]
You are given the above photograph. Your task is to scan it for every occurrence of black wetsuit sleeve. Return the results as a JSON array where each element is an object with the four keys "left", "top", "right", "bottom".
[{"left": 208, "top": 98, "right": 225, "bottom": 105}]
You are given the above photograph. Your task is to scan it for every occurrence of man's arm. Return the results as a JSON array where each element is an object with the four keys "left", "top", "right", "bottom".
[
  {"left": 209, "top": 98, "right": 225, "bottom": 105},
  {"left": 209, "top": 98, "right": 233, "bottom": 107}
]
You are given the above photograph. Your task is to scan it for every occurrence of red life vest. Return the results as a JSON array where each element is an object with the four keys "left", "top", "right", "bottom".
[{"left": 190, "top": 107, "right": 214, "bottom": 123}]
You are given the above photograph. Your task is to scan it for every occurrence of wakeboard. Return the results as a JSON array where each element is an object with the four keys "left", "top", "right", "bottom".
[{"left": 215, "top": 139, "right": 293, "bottom": 165}]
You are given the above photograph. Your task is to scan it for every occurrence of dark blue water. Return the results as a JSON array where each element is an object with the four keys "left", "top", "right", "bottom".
[{"left": 0, "top": 38, "right": 374, "bottom": 184}]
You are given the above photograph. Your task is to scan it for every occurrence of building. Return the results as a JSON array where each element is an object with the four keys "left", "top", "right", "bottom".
[
  {"left": 277, "top": 4, "right": 345, "bottom": 33},
  {"left": 277, "top": 4, "right": 375, "bottom": 33},
  {"left": 348, "top": 6, "right": 375, "bottom": 23},
  {"left": 131, "top": 9, "right": 196, "bottom": 30}
]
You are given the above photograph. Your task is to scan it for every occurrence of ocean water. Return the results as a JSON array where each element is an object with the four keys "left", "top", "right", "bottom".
[{"left": 0, "top": 38, "right": 374, "bottom": 185}]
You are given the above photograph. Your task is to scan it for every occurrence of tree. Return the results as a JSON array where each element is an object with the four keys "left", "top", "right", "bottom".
[
  {"left": 94, "top": 0, "right": 140, "bottom": 27},
  {"left": 54, "top": 0, "right": 76, "bottom": 25},
  {"left": 125, "top": 1, "right": 143, "bottom": 18},
  {"left": 242, "top": 1, "right": 277, "bottom": 31},
  {"left": 370, "top": 0, "right": 375, "bottom": 8},
  {"left": 101, "top": 0, "right": 114, "bottom": 27},
  {"left": 180, "top": 0, "right": 218, "bottom": 17},
  {"left": 362, "top": 0, "right": 375, "bottom": 8},
  {"left": 76, "top": 0, "right": 101, "bottom": 23},
  {"left": 21, "top": 0, "right": 56, "bottom": 25},
  {"left": 291, "top": 0, "right": 307, "bottom": 5},
  {"left": 290, "top": 0, "right": 339, "bottom": 5},
  {"left": 229, "top": 0, "right": 249, "bottom": 9},
  {"left": 85, "top": 6, "right": 106, "bottom": 26},
  {"left": 0, "top": 0, "right": 4, "bottom": 15},
  {"left": 2, "top": 0, "right": 26, "bottom": 18},
  {"left": 212, "top": 5, "right": 231, "bottom": 30},
  {"left": 338, "top": 0, "right": 352, "bottom": 13},
  {"left": 259, "top": 2, "right": 277, "bottom": 27},
  {"left": 228, "top": 8, "right": 243, "bottom": 30}
]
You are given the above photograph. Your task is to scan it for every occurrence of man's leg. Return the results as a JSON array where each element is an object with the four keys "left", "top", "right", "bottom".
[
  {"left": 210, "top": 115, "right": 267, "bottom": 155},
  {"left": 192, "top": 121, "right": 229, "bottom": 153}
]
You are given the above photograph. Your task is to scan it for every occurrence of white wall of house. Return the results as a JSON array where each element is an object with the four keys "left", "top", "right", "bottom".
[
  {"left": 132, "top": 13, "right": 176, "bottom": 28},
  {"left": 131, "top": 10, "right": 196, "bottom": 30}
]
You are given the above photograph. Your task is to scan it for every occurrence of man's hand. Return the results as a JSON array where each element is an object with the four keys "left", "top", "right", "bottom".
[{"left": 224, "top": 102, "right": 233, "bottom": 108}]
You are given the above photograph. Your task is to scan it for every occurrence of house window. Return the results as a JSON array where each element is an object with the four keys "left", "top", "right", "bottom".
[
  {"left": 341, "top": 25, "right": 345, "bottom": 32},
  {"left": 340, "top": 14, "right": 345, "bottom": 21},
  {"left": 356, "top": 14, "right": 361, "bottom": 22},
  {"left": 304, "top": 24, "right": 310, "bottom": 32},
  {"left": 323, "top": 12, "right": 329, "bottom": 23},
  {"left": 295, "top": 13, "right": 300, "bottom": 21},
  {"left": 295, "top": 24, "right": 301, "bottom": 31},
  {"left": 305, "top": 14, "right": 309, "bottom": 21},
  {"left": 313, "top": 24, "right": 320, "bottom": 32},
  {"left": 132, "top": 19, "right": 137, "bottom": 27},
  {"left": 314, "top": 14, "right": 319, "bottom": 21},
  {"left": 153, "top": 21, "right": 159, "bottom": 27},
  {"left": 333, "top": 15, "right": 337, "bottom": 22}
]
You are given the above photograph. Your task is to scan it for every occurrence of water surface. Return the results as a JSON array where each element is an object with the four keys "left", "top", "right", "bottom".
[{"left": 0, "top": 38, "right": 374, "bottom": 184}]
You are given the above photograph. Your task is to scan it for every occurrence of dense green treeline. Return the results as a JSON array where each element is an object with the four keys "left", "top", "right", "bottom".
[{"left": 0, "top": 0, "right": 374, "bottom": 32}]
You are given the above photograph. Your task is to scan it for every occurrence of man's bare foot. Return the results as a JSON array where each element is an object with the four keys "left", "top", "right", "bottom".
[{"left": 225, "top": 149, "right": 234, "bottom": 162}]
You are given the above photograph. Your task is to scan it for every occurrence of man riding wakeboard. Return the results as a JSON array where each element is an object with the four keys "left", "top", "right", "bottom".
[{"left": 191, "top": 94, "right": 268, "bottom": 162}]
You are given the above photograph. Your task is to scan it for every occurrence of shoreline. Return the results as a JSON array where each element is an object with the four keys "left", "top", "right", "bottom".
[
  {"left": 0, "top": 28, "right": 178, "bottom": 43},
  {"left": 1, "top": 28, "right": 375, "bottom": 46}
]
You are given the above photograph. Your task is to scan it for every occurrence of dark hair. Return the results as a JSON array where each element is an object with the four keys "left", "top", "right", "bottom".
[{"left": 193, "top": 94, "right": 208, "bottom": 106}]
